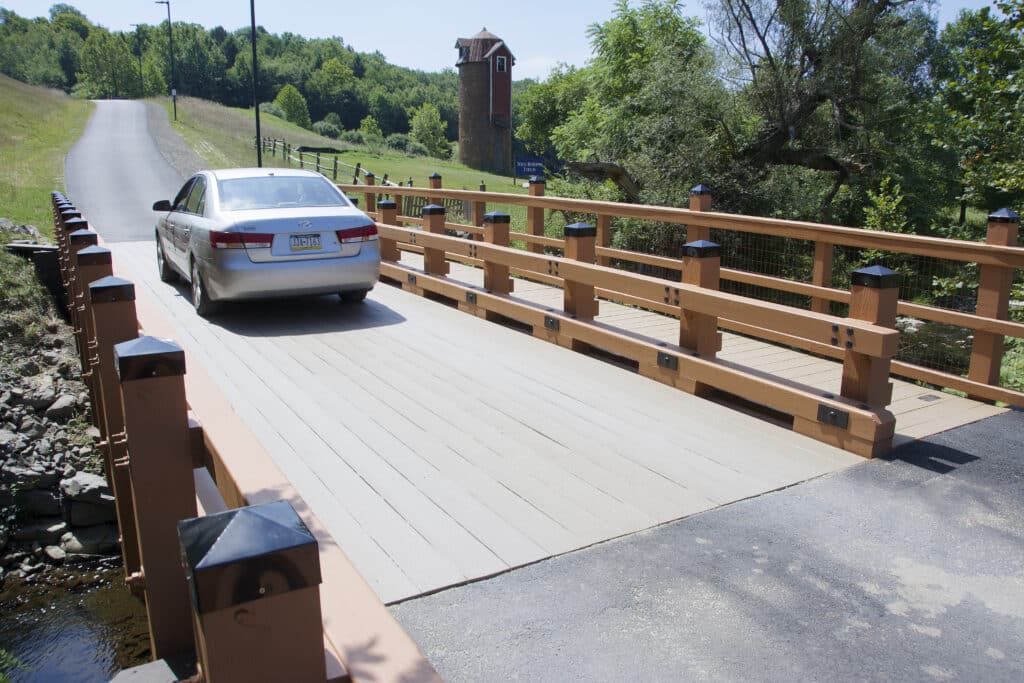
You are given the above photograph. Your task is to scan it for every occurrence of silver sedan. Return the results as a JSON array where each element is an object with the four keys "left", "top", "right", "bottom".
[{"left": 152, "top": 168, "right": 380, "bottom": 316}]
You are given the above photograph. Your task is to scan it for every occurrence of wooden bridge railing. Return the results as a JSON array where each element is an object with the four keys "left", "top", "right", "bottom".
[
  {"left": 370, "top": 198, "right": 899, "bottom": 458},
  {"left": 339, "top": 178, "right": 1024, "bottom": 409},
  {"left": 49, "top": 192, "right": 439, "bottom": 683}
]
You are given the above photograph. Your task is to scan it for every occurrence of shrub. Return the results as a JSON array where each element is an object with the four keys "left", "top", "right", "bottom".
[
  {"left": 407, "top": 141, "right": 430, "bottom": 157},
  {"left": 386, "top": 133, "right": 410, "bottom": 152},
  {"left": 312, "top": 120, "right": 341, "bottom": 139},
  {"left": 259, "top": 101, "right": 286, "bottom": 119},
  {"left": 339, "top": 130, "right": 365, "bottom": 145}
]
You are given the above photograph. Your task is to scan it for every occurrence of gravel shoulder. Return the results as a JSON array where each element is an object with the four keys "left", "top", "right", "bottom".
[{"left": 144, "top": 100, "right": 204, "bottom": 180}]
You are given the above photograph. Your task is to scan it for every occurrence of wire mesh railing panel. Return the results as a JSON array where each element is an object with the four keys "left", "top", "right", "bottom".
[{"left": 833, "top": 245, "right": 981, "bottom": 376}]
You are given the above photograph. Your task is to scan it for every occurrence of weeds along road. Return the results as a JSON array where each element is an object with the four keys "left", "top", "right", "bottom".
[{"left": 65, "top": 100, "right": 187, "bottom": 243}]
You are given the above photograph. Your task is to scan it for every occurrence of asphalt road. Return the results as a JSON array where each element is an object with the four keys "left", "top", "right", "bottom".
[
  {"left": 65, "top": 100, "right": 192, "bottom": 243},
  {"left": 392, "top": 410, "right": 1024, "bottom": 682}
]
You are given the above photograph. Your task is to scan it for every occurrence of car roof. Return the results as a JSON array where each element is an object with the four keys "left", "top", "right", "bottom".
[{"left": 206, "top": 168, "right": 327, "bottom": 181}]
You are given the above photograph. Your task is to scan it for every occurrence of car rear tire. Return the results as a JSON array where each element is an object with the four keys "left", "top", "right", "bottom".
[
  {"left": 339, "top": 289, "right": 369, "bottom": 303},
  {"left": 191, "top": 259, "right": 216, "bottom": 317},
  {"left": 156, "top": 238, "right": 176, "bottom": 282}
]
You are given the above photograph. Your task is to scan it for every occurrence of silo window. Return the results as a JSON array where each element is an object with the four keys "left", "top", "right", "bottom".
[
  {"left": 496, "top": 56, "right": 507, "bottom": 72},
  {"left": 460, "top": 47, "right": 469, "bottom": 60}
]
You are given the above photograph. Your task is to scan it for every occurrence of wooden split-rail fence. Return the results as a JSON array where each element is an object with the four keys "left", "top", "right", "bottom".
[{"left": 339, "top": 175, "right": 1023, "bottom": 458}]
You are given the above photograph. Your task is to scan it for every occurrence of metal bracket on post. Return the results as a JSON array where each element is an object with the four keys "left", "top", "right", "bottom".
[
  {"left": 466, "top": 291, "right": 477, "bottom": 305},
  {"left": 407, "top": 273, "right": 417, "bottom": 286},
  {"left": 544, "top": 316, "right": 560, "bottom": 332},
  {"left": 657, "top": 352, "right": 679, "bottom": 371},
  {"left": 817, "top": 404, "right": 850, "bottom": 429}
]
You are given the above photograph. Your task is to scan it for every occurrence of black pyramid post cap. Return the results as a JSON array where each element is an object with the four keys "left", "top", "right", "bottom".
[
  {"left": 75, "top": 245, "right": 112, "bottom": 266},
  {"left": 429, "top": 172, "right": 442, "bottom": 180},
  {"left": 851, "top": 264, "right": 901, "bottom": 289},
  {"left": 529, "top": 176, "right": 545, "bottom": 184},
  {"left": 89, "top": 275, "right": 135, "bottom": 304},
  {"left": 68, "top": 229, "right": 99, "bottom": 246},
  {"left": 346, "top": 196, "right": 359, "bottom": 206},
  {"left": 422, "top": 204, "right": 446, "bottom": 216},
  {"left": 61, "top": 217, "right": 88, "bottom": 232},
  {"left": 56, "top": 203, "right": 74, "bottom": 211},
  {"left": 989, "top": 208, "right": 1020, "bottom": 223},
  {"left": 114, "top": 335, "right": 185, "bottom": 381},
  {"left": 364, "top": 171, "right": 375, "bottom": 179},
  {"left": 684, "top": 240, "right": 721, "bottom": 258},
  {"left": 376, "top": 199, "right": 396, "bottom": 210},
  {"left": 60, "top": 207, "right": 80, "bottom": 216},
  {"left": 690, "top": 184, "right": 713, "bottom": 195},
  {"left": 51, "top": 191, "right": 63, "bottom": 199},
  {"left": 177, "top": 500, "right": 321, "bottom": 614},
  {"left": 564, "top": 222, "right": 597, "bottom": 238},
  {"left": 483, "top": 211, "right": 510, "bottom": 224}
]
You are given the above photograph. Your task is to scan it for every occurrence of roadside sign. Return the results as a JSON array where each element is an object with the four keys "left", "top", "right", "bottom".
[{"left": 515, "top": 157, "right": 544, "bottom": 178}]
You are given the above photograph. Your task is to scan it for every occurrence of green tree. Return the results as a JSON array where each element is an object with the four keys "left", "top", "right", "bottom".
[
  {"left": 273, "top": 83, "right": 311, "bottom": 128},
  {"left": 305, "top": 57, "right": 360, "bottom": 125},
  {"left": 931, "top": 2, "right": 1024, "bottom": 209},
  {"left": 77, "top": 28, "right": 138, "bottom": 98},
  {"left": 358, "top": 114, "right": 383, "bottom": 140},
  {"left": 408, "top": 102, "right": 450, "bottom": 158}
]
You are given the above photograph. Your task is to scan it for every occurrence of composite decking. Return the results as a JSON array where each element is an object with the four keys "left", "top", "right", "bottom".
[{"left": 109, "top": 242, "right": 1001, "bottom": 603}]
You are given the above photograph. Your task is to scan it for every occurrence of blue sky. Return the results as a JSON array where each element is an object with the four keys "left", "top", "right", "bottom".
[{"left": 0, "top": 1, "right": 1001, "bottom": 80}]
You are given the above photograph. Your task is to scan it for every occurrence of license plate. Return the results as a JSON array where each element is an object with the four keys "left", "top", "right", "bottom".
[{"left": 289, "top": 233, "right": 321, "bottom": 251}]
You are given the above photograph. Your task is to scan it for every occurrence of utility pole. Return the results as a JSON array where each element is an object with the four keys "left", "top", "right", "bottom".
[
  {"left": 250, "top": 0, "right": 262, "bottom": 167},
  {"left": 154, "top": 1, "right": 177, "bottom": 121}
]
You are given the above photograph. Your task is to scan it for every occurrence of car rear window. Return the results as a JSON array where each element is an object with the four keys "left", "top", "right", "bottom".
[{"left": 217, "top": 176, "right": 347, "bottom": 211}]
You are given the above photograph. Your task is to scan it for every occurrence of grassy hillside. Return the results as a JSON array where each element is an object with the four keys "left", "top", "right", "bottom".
[
  {"left": 0, "top": 74, "right": 93, "bottom": 239},
  {"left": 162, "top": 97, "right": 527, "bottom": 193}
]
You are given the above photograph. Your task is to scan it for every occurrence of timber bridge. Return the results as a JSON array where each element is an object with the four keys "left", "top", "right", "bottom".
[{"left": 49, "top": 168, "right": 1021, "bottom": 681}]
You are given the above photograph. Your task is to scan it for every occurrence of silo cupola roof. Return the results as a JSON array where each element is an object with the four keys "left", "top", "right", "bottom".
[{"left": 455, "top": 28, "right": 515, "bottom": 65}]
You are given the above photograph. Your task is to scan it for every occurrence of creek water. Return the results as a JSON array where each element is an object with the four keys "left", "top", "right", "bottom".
[{"left": 0, "top": 563, "right": 149, "bottom": 682}]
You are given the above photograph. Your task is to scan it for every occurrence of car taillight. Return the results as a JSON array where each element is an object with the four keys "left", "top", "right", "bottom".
[
  {"left": 336, "top": 223, "right": 378, "bottom": 243},
  {"left": 210, "top": 231, "right": 273, "bottom": 249}
]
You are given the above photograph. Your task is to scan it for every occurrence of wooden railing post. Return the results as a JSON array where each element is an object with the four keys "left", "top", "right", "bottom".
[
  {"left": 687, "top": 184, "right": 712, "bottom": 243},
  {"left": 74, "top": 245, "right": 113, "bottom": 437},
  {"left": 472, "top": 192, "right": 486, "bottom": 241},
  {"left": 428, "top": 172, "right": 443, "bottom": 207},
  {"left": 841, "top": 265, "right": 900, "bottom": 408},
  {"left": 596, "top": 214, "right": 612, "bottom": 267},
  {"left": 363, "top": 171, "right": 376, "bottom": 219},
  {"left": 422, "top": 204, "right": 449, "bottom": 277},
  {"left": 563, "top": 222, "right": 599, "bottom": 321},
  {"left": 483, "top": 211, "right": 513, "bottom": 297},
  {"left": 968, "top": 208, "right": 1020, "bottom": 396},
  {"left": 527, "top": 176, "right": 546, "bottom": 254},
  {"left": 332, "top": 155, "right": 338, "bottom": 180},
  {"left": 68, "top": 228, "right": 100, "bottom": 369},
  {"left": 810, "top": 241, "right": 834, "bottom": 313},
  {"left": 114, "top": 336, "right": 197, "bottom": 659},
  {"left": 58, "top": 214, "right": 85, "bottom": 294},
  {"left": 679, "top": 240, "right": 722, "bottom": 359},
  {"left": 178, "top": 501, "right": 326, "bottom": 683},
  {"left": 377, "top": 200, "right": 400, "bottom": 262},
  {"left": 88, "top": 276, "right": 142, "bottom": 577}
]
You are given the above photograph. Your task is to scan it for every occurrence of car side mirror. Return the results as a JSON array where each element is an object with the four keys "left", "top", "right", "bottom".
[{"left": 152, "top": 199, "right": 172, "bottom": 211}]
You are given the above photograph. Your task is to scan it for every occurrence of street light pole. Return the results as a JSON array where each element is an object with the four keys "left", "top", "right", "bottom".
[
  {"left": 155, "top": 0, "right": 176, "bottom": 121},
  {"left": 250, "top": 0, "right": 262, "bottom": 167}
]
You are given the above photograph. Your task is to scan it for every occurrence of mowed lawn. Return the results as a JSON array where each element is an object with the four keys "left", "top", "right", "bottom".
[
  {"left": 161, "top": 96, "right": 527, "bottom": 192},
  {"left": 0, "top": 74, "right": 93, "bottom": 240}
]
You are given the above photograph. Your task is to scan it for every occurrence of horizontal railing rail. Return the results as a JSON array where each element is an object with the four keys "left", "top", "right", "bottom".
[
  {"left": 370, "top": 199, "right": 904, "bottom": 458},
  {"left": 342, "top": 177, "right": 1024, "bottom": 409}
]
